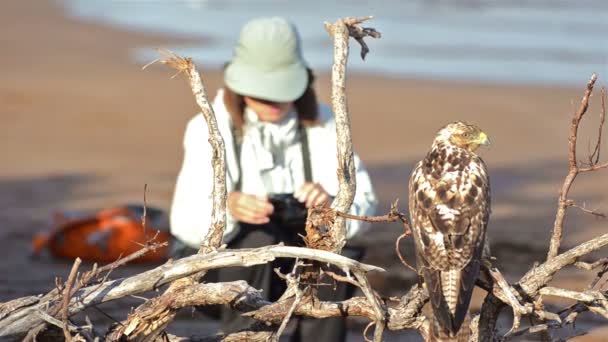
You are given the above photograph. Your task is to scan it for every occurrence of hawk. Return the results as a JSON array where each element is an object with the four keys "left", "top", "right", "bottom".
[{"left": 409, "top": 121, "right": 491, "bottom": 338}]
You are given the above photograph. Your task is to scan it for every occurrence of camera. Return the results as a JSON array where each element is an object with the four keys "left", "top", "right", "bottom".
[{"left": 268, "top": 193, "right": 308, "bottom": 231}]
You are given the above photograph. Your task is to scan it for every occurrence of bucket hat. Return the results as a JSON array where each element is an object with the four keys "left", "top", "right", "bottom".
[{"left": 224, "top": 17, "right": 309, "bottom": 102}]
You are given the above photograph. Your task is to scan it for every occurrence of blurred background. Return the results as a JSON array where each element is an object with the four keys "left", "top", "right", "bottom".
[{"left": 1, "top": 0, "right": 607, "bottom": 340}]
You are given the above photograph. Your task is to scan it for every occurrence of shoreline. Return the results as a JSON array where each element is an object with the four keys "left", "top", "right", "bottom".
[
  {"left": 60, "top": 0, "right": 608, "bottom": 87},
  {"left": 63, "top": 2, "right": 601, "bottom": 91}
]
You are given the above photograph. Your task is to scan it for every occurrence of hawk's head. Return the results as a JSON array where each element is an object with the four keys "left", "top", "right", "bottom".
[{"left": 435, "top": 121, "right": 490, "bottom": 152}]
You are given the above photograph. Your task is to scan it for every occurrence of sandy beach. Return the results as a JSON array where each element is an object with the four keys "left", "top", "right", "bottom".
[{"left": 1, "top": 0, "right": 607, "bottom": 340}]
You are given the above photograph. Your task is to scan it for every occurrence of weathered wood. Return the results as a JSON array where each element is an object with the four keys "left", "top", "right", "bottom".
[
  {"left": 180, "top": 53, "right": 227, "bottom": 254},
  {"left": 547, "top": 73, "right": 597, "bottom": 259},
  {"left": 146, "top": 50, "right": 227, "bottom": 254},
  {"left": 0, "top": 245, "right": 382, "bottom": 339},
  {"left": 473, "top": 232, "right": 608, "bottom": 341},
  {"left": 103, "top": 280, "right": 424, "bottom": 329},
  {"left": 324, "top": 17, "right": 357, "bottom": 254},
  {"left": 167, "top": 330, "right": 274, "bottom": 342},
  {"left": 521, "top": 233, "right": 608, "bottom": 295},
  {"left": 316, "top": 17, "right": 380, "bottom": 253},
  {"left": 0, "top": 296, "right": 40, "bottom": 321},
  {"left": 107, "top": 49, "right": 229, "bottom": 342}
]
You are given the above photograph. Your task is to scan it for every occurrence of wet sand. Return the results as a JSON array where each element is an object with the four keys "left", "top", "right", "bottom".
[{"left": 1, "top": 0, "right": 607, "bottom": 340}]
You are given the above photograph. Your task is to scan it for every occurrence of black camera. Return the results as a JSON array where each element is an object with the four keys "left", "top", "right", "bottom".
[{"left": 268, "top": 193, "right": 308, "bottom": 231}]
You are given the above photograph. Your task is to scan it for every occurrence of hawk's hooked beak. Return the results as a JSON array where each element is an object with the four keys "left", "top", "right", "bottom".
[{"left": 478, "top": 132, "right": 491, "bottom": 147}]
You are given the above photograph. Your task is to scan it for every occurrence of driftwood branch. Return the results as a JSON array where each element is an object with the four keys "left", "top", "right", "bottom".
[
  {"left": 487, "top": 268, "right": 532, "bottom": 335},
  {"left": 547, "top": 73, "right": 598, "bottom": 259},
  {"left": 520, "top": 233, "right": 608, "bottom": 295},
  {"left": 13, "top": 237, "right": 167, "bottom": 342},
  {"left": 588, "top": 87, "right": 606, "bottom": 165},
  {"left": 102, "top": 280, "right": 425, "bottom": 334},
  {"left": 311, "top": 16, "right": 379, "bottom": 254},
  {"left": 61, "top": 258, "right": 81, "bottom": 342},
  {"left": 146, "top": 49, "right": 227, "bottom": 254},
  {"left": 271, "top": 262, "right": 304, "bottom": 342},
  {"left": 107, "top": 250, "right": 379, "bottom": 340},
  {"left": 471, "top": 74, "right": 608, "bottom": 341},
  {"left": 110, "top": 51, "right": 230, "bottom": 341},
  {"left": 0, "top": 297, "right": 40, "bottom": 322},
  {"left": 539, "top": 287, "right": 608, "bottom": 315},
  {"left": 355, "top": 271, "right": 386, "bottom": 342},
  {"left": 0, "top": 245, "right": 381, "bottom": 339},
  {"left": 473, "top": 233, "right": 608, "bottom": 341}
]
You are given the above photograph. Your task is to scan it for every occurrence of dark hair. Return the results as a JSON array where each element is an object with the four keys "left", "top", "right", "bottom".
[{"left": 223, "top": 68, "right": 320, "bottom": 138}]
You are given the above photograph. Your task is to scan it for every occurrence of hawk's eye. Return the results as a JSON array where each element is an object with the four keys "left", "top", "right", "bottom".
[{"left": 462, "top": 132, "right": 471, "bottom": 138}]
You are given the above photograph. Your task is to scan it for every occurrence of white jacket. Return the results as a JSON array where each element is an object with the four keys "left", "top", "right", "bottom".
[{"left": 170, "top": 89, "right": 378, "bottom": 248}]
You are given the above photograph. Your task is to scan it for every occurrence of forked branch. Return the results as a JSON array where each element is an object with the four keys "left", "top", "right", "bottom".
[
  {"left": 547, "top": 73, "right": 600, "bottom": 259},
  {"left": 146, "top": 49, "right": 227, "bottom": 254},
  {"left": 308, "top": 17, "right": 380, "bottom": 254}
]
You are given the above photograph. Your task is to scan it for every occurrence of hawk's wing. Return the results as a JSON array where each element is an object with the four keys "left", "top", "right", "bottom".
[{"left": 409, "top": 149, "right": 490, "bottom": 335}]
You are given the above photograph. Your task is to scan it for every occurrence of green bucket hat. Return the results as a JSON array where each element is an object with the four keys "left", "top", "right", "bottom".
[{"left": 224, "top": 17, "right": 309, "bottom": 103}]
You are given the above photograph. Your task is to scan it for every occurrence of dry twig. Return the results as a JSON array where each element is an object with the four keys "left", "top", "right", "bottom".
[
  {"left": 567, "top": 200, "right": 607, "bottom": 218},
  {"left": 272, "top": 262, "right": 305, "bottom": 341},
  {"left": 142, "top": 183, "right": 147, "bottom": 236},
  {"left": 548, "top": 73, "right": 598, "bottom": 259},
  {"left": 323, "top": 270, "right": 362, "bottom": 288},
  {"left": 588, "top": 87, "right": 606, "bottom": 165},
  {"left": 61, "top": 258, "right": 81, "bottom": 342},
  {"left": 474, "top": 232, "right": 608, "bottom": 341}
]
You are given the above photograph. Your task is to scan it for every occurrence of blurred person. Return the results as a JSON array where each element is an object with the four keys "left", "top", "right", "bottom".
[{"left": 169, "top": 17, "right": 377, "bottom": 341}]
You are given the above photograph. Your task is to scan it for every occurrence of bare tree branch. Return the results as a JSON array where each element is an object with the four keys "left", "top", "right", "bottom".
[
  {"left": 548, "top": 73, "right": 597, "bottom": 259},
  {"left": 0, "top": 297, "right": 40, "bottom": 321},
  {"left": 386, "top": 284, "right": 429, "bottom": 333},
  {"left": 473, "top": 77, "right": 608, "bottom": 338},
  {"left": 308, "top": 17, "right": 380, "bottom": 253},
  {"left": 540, "top": 287, "right": 607, "bottom": 308},
  {"left": 567, "top": 200, "right": 607, "bottom": 218},
  {"left": 574, "top": 257, "right": 608, "bottom": 290},
  {"left": 0, "top": 245, "right": 381, "bottom": 339},
  {"left": 487, "top": 268, "right": 532, "bottom": 336},
  {"left": 272, "top": 263, "right": 304, "bottom": 342},
  {"left": 61, "top": 258, "right": 81, "bottom": 342},
  {"left": 147, "top": 49, "right": 227, "bottom": 254},
  {"left": 474, "top": 232, "right": 608, "bottom": 341},
  {"left": 589, "top": 87, "right": 606, "bottom": 165},
  {"left": 354, "top": 271, "right": 385, "bottom": 342},
  {"left": 110, "top": 51, "right": 230, "bottom": 341},
  {"left": 523, "top": 234, "right": 608, "bottom": 295}
]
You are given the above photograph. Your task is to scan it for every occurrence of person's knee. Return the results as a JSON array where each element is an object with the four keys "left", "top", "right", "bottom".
[{"left": 230, "top": 226, "right": 278, "bottom": 249}]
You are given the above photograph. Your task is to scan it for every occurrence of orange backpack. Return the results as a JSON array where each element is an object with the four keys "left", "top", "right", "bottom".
[{"left": 31, "top": 205, "right": 171, "bottom": 263}]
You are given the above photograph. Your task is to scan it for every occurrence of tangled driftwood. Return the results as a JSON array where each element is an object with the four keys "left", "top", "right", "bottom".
[{"left": 0, "top": 16, "right": 607, "bottom": 342}]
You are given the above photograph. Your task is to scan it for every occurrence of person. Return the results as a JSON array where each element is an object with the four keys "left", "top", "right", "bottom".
[{"left": 169, "top": 17, "right": 378, "bottom": 341}]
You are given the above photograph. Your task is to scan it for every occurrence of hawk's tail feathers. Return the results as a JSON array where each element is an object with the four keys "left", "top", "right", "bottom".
[
  {"left": 429, "top": 312, "right": 472, "bottom": 342},
  {"left": 423, "top": 260, "right": 480, "bottom": 337}
]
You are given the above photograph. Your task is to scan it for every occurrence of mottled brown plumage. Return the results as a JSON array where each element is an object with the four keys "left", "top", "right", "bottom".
[{"left": 409, "top": 122, "right": 491, "bottom": 338}]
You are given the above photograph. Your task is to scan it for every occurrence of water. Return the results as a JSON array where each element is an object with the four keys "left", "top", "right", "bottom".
[{"left": 62, "top": 0, "right": 608, "bottom": 86}]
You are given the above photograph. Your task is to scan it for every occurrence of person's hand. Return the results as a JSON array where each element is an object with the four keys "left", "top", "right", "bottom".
[
  {"left": 294, "top": 182, "right": 331, "bottom": 208},
  {"left": 227, "top": 191, "right": 273, "bottom": 225}
]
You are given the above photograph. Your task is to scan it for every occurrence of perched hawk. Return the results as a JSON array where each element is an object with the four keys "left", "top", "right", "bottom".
[{"left": 409, "top": 122, "right": 491, "bottom": 338}]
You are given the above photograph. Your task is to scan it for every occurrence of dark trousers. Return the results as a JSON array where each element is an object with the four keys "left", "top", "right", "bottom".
[{"left": 172, "top": 222, "right": 363, "bottom": 342}]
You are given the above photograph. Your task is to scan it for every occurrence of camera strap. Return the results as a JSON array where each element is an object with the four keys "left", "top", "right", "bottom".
[{"left": 232, "top": 124, "right": 312, "bottom": 192}]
